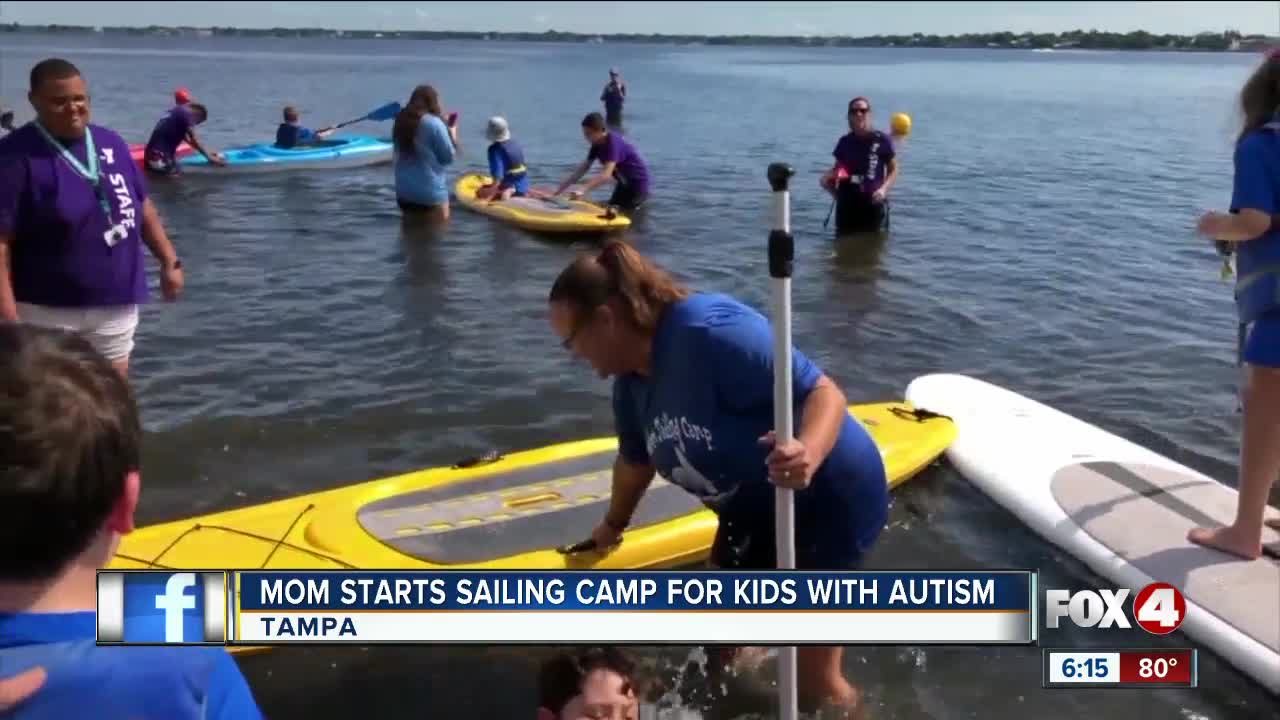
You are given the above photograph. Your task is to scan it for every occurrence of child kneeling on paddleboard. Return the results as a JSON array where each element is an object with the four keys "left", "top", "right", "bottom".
[
  {"left": 547, "top": 240, "right": 889, "bottom": 713},
  {"left": 0, "top": 324, "right": 264, "bottom": 719},
  {"left": 477, "top": 116, "right": 530, "bottom": 201}
]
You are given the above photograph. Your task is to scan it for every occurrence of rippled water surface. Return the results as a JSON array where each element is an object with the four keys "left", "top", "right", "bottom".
[{"left": 0, "top": 34, "right": 1274, "bottom": 718}]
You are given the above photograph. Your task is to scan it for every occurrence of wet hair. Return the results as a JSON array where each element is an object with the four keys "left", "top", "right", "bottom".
[
  {"left": 188, "top": 103, "right": 208, "bottom": 122},
  {"left": 29, "top": 58, "right": 81, "bottom": 93},
  {"left": 1237, "top": 49, "right": 1280, "bottom": 144},
  {"left": 537, "top": 647, "right": 637, "bottom": 715},
  {"left": 283, "top": 106, "right": 299, "bottom": 123},
  {"left": 394, "top": 85, "right": 444, "bottom": 155},
  {"left": 581, "top": 112, "right": 607, "bottom": 133},
  {"left": 848, "top": 96, "right": 871, "bottom": 111},
  {"left": 0, "top": 324, "right": 141, "bottom": 581},
  {"left": 549, "top": 240, "right": 691, "bottom": 334}
]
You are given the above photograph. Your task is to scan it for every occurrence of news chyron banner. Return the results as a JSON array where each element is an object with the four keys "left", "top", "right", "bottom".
[{"left": 96, "top": 569, "right": 1034, "bottom": 645}]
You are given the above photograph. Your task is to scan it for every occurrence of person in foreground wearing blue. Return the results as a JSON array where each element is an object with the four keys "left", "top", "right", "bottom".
[
  {"left": 274, "top": 105, "right": 334, "bottom": 149},
  {"left": 392, "top": 84, "right": 459, "bottom": 223},
  {"left": 1189, "top": 48, "right": 1280, "bottom": 560},
  {"left": 547, "top": 240, "right": 888, "bottom": 712},
  {"left": 476, "top": 115, "right": 530, "bottom": 201},
  {"left": 0, "top": 324, "right": 264, "bottom": 719}
]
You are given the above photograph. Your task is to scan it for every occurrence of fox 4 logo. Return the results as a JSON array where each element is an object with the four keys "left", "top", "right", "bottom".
[{"left": 1045, "top": 582, "right": 1187, "bottom": 635}]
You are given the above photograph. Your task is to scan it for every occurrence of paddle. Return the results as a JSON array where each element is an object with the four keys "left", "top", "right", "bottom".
[
  {"left": 766, "top": 161, "right": 799, "bottom": 720},
  {"left": 330, "top": 101, "right": 402, "bottom": 131}
]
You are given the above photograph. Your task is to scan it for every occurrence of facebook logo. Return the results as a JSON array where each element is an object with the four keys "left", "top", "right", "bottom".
[{"left": 97, "top": 570, "right": 226, "bottom": 645}]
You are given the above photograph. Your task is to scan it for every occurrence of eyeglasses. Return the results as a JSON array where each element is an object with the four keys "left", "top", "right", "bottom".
[
  {"left": 849, "top": 107, "right": 870, "bottom": 115},
  {"left": 561, "top": 323, "right": 582, "bottom": 351}
]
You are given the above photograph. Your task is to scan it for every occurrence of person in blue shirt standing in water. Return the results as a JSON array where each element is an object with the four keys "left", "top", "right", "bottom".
[
  {"left": 601, "top": 68, "right": 626, "bottom": 128},
  {"left": 547, "top": 240, "right": 888, "bottom": 713},
  {"left": 274, "top": 105, "right": 334, "bottom": 150},
  {"left": 476, "top": 116, "right": 530, "bottom": 201},
  {"left": 1189, "top": 48, "right": 1280, "bottom": 560},
  {"left": 0, "top": 324, "right": 264, "bottom": 719},
  {"left": 392, "top": 84, "right": 459, "bottom": 223}
]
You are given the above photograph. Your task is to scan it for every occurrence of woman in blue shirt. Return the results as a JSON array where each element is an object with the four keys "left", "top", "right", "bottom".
[
  {"left": 547, "top": 240, "right": 888, "bottom": 712},
  {"left": 392, "top": 85, "right": 458, "bottom": 222},
  {"left": 1189, "top": 49, "right": 1280, "bottom": 560}
]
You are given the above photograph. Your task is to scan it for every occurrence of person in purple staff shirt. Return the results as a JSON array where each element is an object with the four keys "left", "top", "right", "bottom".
[
  {"left": 548, "top": 112, "right": 650, "bottom": 214},
  {"left": 0, "top": 58, "right": 186, "bottom": 380},
  {"left": 821, "top": 96, "right": 899, "bottom": 234}
]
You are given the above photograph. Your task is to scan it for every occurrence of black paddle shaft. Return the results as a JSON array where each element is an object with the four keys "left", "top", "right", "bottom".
[{"left": 767, "top": 163, "right": 795, "bottom": 280}]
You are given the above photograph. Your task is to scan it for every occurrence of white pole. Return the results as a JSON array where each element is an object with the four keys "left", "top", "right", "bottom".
[{"left": 766, "top": 162, "right": 798, "bottom": 720}]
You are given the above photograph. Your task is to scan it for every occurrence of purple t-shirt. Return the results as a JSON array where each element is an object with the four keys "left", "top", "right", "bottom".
[
  {"left": 833, "top": 130, "right": 895, "bottom": 195},
  {"left": 145, "top": 105, "right": 193, "bottom": 159},
  {"left": 0, "top": 123, "right": 150, "bottom": 307},
  {"left": 587, "top": 132, "right": 650, "bottom": 196}
]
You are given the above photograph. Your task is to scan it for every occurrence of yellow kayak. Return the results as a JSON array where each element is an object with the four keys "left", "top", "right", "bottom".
[
  {"left": 111, "top": 402, "right": 953, "bottom": 575},
  {"left": 453, "top": 173, "right": 631, "bottom": 234}
]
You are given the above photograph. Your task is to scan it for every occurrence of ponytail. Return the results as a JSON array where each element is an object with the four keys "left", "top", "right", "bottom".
[{"left": 549, "top": 241, "right": 691, "bottom": 332}]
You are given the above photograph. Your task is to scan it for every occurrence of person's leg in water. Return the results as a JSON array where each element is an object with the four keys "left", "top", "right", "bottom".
[
  {"left": 607, "top": 183, "right": 646, "bottom": 214},
  {"left": 1188, "top": 313, "right": 1280, "bottom": 558},
  {"left": 834, "top": 184, "right": 886, "bottom": 236},
  {"left": 399, "top": 198, "right": 450, "bottom": 224},
  {"left": 703, "top": 516, "right": 863, "bottom": 715}
]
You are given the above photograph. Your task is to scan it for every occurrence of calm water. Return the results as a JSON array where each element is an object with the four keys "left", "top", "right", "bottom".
[{"left": 1, "top": 34, "right": 1275, "bottom": 718}]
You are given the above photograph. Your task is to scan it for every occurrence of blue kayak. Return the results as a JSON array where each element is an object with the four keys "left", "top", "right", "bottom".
[{"left": 179, "top": 134, "right": 393, "bottom": 174}]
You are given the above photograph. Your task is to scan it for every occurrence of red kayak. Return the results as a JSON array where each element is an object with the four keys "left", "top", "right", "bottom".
[{"left": 128, "top": 142, "right": 194, "bottom": 169}]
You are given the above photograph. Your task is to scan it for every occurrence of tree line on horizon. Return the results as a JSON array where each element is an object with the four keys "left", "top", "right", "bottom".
[{"left": 0, "top": 23, "right": 1269, "bottom": 51}]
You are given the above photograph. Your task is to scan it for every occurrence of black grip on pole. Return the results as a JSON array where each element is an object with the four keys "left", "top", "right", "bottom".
[
  {"left": 767, "top": 162, "right": 794, "bottom": 192},
  {"left": 769, "top": 229, "right": 794, "bottom": 279},
  {"left": 767, "top": 162, "right": 795, "bottom": 280}
]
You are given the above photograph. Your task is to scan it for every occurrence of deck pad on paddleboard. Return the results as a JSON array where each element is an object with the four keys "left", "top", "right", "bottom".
[
  {"left": 1053, "top": 461, "right": 1279, "bottom": 654},
  {"left": 904, "top": 373, "right": 1280, "bottom": 695},
  {"left": 358, "top": 451, "right": 703, "bottom": 564}
]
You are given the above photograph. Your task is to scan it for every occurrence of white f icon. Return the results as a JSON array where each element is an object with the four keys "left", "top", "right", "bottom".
[{"left": 155, "top": 573, "right": 197, "bottom": 642}]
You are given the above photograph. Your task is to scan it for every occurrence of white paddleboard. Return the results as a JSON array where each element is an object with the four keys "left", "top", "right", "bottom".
[{"left": 904, "top": 373, "right": 1280, "bottom": 695}]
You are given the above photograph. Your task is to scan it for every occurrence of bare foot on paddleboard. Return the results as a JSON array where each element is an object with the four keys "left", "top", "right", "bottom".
[{"left": 1187, "top": 525, "right": 1263, "bottom": 560}]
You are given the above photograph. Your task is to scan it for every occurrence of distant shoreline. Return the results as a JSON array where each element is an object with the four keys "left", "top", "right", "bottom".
[{"left": 2, "top": 23, "right": 1276, "bottom": 53}]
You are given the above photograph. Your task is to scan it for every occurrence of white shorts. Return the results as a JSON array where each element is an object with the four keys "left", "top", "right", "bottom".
[{"left": 16, "top": 303, "right": 140, "bottom": 361}]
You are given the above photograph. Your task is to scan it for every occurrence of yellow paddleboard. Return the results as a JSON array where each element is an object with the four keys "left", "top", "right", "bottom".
[
  {"left": 453, "top": 173, "right": 631, "bottom": 234},
  {"left": 111, "top": 402, "right": 953, "bottom": 574},
  {"left": 110, "top": 402, "right": 953, "bottom": 654}
]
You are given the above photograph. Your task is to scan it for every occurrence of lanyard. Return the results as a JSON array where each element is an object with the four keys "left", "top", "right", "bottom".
[{"left": 33, "top": 121, "right": 113, "bottom": 222}]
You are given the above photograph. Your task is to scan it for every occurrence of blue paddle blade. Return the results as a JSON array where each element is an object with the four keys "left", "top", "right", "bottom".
[{"left": 366, "top": 101, "right": 401, "bottom": 122}]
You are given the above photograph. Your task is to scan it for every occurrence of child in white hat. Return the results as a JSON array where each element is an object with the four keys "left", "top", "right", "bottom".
[{"left": 477, "top": 116, "right": 530, "bottom": 201}]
